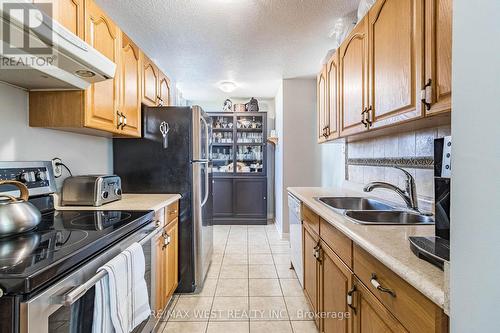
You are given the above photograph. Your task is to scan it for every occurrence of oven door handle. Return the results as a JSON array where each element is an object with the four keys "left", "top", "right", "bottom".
[{"left": 55, "top": 223, "right": 162, "bottom": 307}]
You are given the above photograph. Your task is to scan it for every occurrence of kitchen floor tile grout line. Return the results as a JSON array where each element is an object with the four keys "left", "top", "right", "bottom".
[
  {"left": 205, "top": 225, "right": 232, "bottom": 332},
  {"left": 162, "top": 225, "right": 313, "bottom": 332}
]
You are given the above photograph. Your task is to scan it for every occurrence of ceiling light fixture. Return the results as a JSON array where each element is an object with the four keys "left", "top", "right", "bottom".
[{"left": 218, "top": 81, "right": 237, "bottom": 93}]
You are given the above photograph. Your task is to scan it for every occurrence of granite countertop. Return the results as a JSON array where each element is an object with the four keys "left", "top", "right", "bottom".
[
  {"left": 54, "top": 193, "right": 181, "bottom": 212},
  {"left": 288, "top": 187, "right": 446, "bottom": 311}
]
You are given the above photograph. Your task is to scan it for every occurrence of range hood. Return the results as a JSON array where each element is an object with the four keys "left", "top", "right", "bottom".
[{"left": 0, "top": 0, "right": 116, "bottom": 90}]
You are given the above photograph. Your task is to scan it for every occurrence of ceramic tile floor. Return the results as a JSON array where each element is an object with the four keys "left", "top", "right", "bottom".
[{"left": 156, "top": 224, "right": 319, "bottom": 333}]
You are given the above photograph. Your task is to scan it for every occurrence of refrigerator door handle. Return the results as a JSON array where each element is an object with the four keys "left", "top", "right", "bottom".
[
  {"left": 201, "top": 164, "right": 209, "bottom": 207},
  {"left": 200, "top": 115, "right": 210, "bottom": 159},
  {"left": 199, "top": 114, "right": 210, "bottom": 207}
]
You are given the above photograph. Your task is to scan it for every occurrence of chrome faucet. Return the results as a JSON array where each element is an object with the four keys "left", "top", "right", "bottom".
[{"left": 363, "top": 167, "right": 419, "bottom": 212}]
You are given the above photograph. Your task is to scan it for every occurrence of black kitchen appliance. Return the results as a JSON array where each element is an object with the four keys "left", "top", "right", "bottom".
[
  {"left": 409, "top": 136, "right": 451, "bottom": 270},
  {"left": 0, "top": 161, "right": 157, "bottom": 333},
  {"left": 113, "top": 106, "right": 213, "bottom": 293}
]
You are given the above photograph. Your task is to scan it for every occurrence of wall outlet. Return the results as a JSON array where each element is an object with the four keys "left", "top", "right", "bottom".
[{"left": 52, "top": 158, "right": 63, "bottom": 178}]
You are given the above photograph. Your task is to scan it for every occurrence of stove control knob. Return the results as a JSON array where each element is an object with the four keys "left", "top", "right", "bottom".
[
  {"left": 114, "top": 188, "right": 122, "bottom": 196},
  {"left": 19, "top": 172, "right": 29, "bottom": 183},
  {"left": 19, "top": 172, "right": 35, "bottom": 183},
  {"left": 36, "top": 171, "right": 48, "bottom": 181},
  {"left": 101, "top": 191, "right": 109, "bottom": 199}
]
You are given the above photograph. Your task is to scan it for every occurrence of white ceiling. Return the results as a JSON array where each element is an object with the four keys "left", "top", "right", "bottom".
[{"left": 96, "top": 0, "right": 359, "bottom": 102}]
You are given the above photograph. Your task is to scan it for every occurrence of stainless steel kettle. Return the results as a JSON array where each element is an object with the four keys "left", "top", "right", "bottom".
[{"left": 0, "top": 180, "right": 41, "bottom": 237}]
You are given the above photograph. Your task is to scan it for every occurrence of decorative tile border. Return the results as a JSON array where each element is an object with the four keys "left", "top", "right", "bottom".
[{"left": 347, "top": 156, "right": 434, "bottom": 169}]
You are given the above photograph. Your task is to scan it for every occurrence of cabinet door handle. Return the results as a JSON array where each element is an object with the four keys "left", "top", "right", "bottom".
[
  {"left": 370, "top": 273, "right": 396, "bottom": 297},
  {"left": 361, "top": 108, "right": 368, "bottom": 127},
  {"left": 347, "top": 285, "right": 357, "bottom": 315},
  {"left": 120, "top": 113, "right": 127, "bottom": 130},
  {"left": 366, "top": 106, "right": 373, "bottom": 126},
  {"left": 116, "top": 111, "right": 123, "bottom": 129},
  {"left": 162, "top": 232, "right": 171, "bottom": 249},
  {"left": 421, "top": 79, "right": 432, "bottom": 110}
]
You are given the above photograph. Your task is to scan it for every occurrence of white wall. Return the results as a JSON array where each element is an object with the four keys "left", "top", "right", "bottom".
[
  {"left": 0, "top": 83, "right": 113, "bottom": 189},
  {"left": 274, "top": 83, "right": 284, "bottom": 234},
  {"left": 275, "top": 79, "right": 322, "bottom": 236},
  {"left": 450, "top": 1, "right": 500, "bottom": 331}
]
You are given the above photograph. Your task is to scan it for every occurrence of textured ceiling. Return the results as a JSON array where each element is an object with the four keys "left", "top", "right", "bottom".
[{"left": 96, "top": 0, "right": 359, "bottom": 101}]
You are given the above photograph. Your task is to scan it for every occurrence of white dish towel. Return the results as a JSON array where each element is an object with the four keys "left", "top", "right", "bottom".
[{"left": 92, "top": 243, "right": 151, "bottom": 333}]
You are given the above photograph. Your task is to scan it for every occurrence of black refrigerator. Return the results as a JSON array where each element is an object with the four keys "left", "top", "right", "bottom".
[{"left": 113, "top": 106, "right": 213, "bottom": 293}]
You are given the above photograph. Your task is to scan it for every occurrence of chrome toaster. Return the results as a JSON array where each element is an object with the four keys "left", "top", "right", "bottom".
[{"left": 61, "top": 175, "right": 122, "bottom": 206}]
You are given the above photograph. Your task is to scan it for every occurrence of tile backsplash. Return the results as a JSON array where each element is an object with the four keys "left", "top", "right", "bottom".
[{"left": 346, "top": 125, "right": 451, "bottom": 212}]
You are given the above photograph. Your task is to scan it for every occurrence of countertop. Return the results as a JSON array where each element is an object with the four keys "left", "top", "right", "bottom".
[
  {"left": 288, "top": 187, "right": 446, "bottom": 310},
  {"left": 54, "top": 193, "right": 181, "bottom": 212}
]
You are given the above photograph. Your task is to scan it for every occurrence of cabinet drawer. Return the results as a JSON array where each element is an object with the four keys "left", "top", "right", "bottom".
[
  {"left": 166, "top": 201, "right": 179, "bottom": 224},
  {"left": 320, "top": 219, "right": 352, "bottom": 268},
  {"left": 353, "top": 245, "right": 447, "bottom": 333},
  {"left": 302, "top": 205, "right": 320, "bottom": 235}
]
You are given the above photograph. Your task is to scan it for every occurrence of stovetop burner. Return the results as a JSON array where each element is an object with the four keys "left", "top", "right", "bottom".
[{"left": 0, "top": 209, "right": 153, "bottom": 295}]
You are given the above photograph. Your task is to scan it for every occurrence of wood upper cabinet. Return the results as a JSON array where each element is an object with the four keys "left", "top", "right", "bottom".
[
  {"left": 367, "top": 0, "right": 424, "bottom": 129},
  {"left": 424, "top": 0, "right": 452, "bottom": 115},
  {"left": 339, "top": 17, "right": 369, "bottom": 137},
  {"left": 352, "top": 278, "right": 408, "bottom": 333},
  {"left": 317, "top": 65, "right": 328, "bottom": 143},
  {"left": 303, "top": 223, "right": 320, "bottom": 325},
  {"left": 84, "top": 0, "right": 120, "bottom": 133},
  {"left": 119, "top": 33, "right": 142, "bottom": 137},
  {"left": 158, "top": 73, "right": 171, "bottom": 106},
  {"left": 142, "top": 55, "right": 159, "bottom": 107},
  {"left": 33, "top": 0, "right": 84, "bottom": 37},
  {"left": 326, "top": 52, "right": 340, "bottom": 140},
  {"left": 319, "top": 241, "right": 353, "bottom": 333}
]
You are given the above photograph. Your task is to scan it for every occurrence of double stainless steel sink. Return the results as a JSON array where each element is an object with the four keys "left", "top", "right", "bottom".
[{"left": 316, "top": 197, "right": 434, "bottom": 225}]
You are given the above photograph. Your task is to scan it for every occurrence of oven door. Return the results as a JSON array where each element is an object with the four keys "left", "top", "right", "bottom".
[{"left": 20, "top": 224, "right": 162, "bottom": 333}]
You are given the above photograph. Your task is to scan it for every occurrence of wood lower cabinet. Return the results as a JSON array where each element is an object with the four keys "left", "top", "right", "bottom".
[
  {"left": 424, "top": 0, "right": 452, "bottom": 115},
  {"left": 368, "top": 0, "right": 424, "bottom": 129},
  {"left": 300, "top": 203, "right": 448, "bottom": 333},
  {"left": 340, "top": 17, "right": 369, "bottom": 137},
  {"left": 34, "top": 0, "right": 84, "bottom": 37},
  {"left": 154, "top": 204, "right": 179, "bottom": 312},
  {"left": 303, "top": 223, "right": 320, "bottom": 326},
  {"left": 319, "top": 241, "right": 353, "bottom": 333},
  {"left": 352, "top": 278, "right": 408, "bottom": 333},
  {"left": 164, "top": 219, "right": 179, "bottom": 297}
]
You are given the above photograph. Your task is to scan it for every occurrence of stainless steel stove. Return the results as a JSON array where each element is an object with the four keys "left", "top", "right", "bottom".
[{"left": 0, "top": 162, "right": 158, "bottom": 333}]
